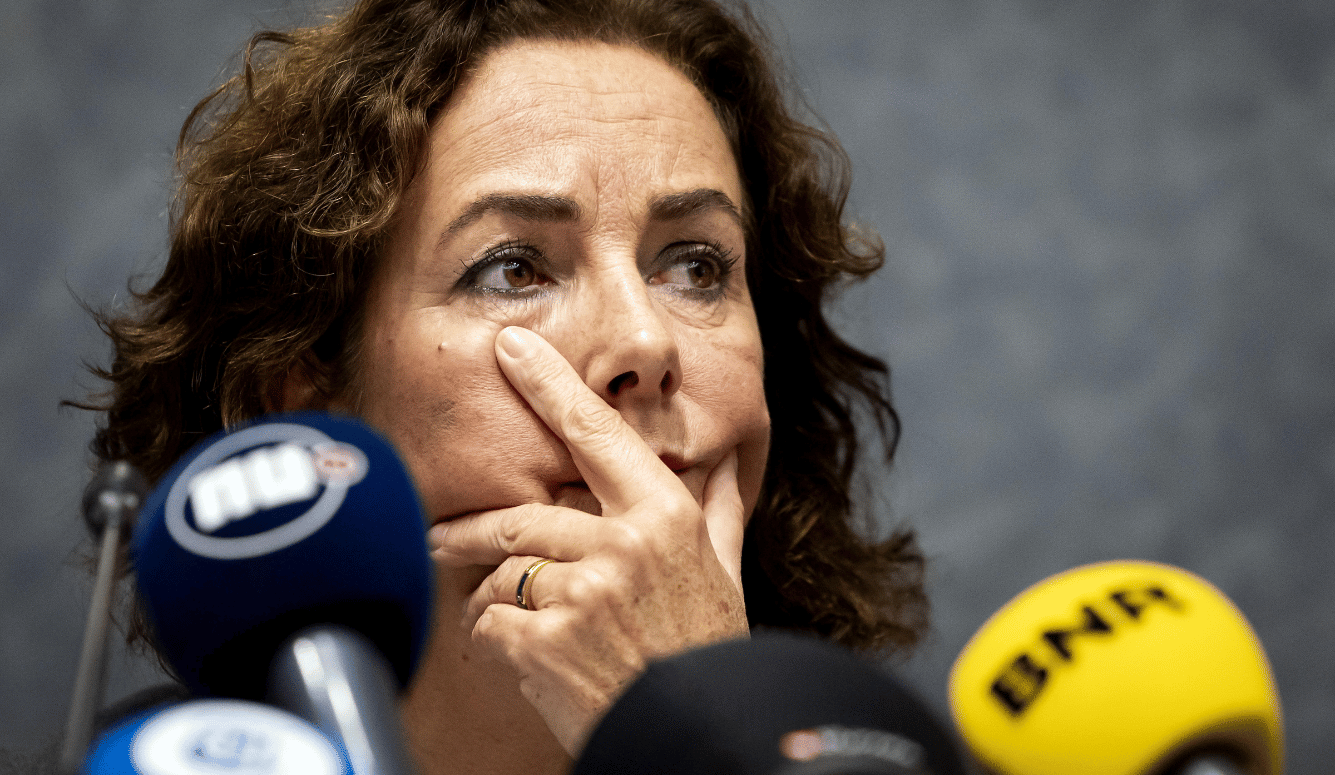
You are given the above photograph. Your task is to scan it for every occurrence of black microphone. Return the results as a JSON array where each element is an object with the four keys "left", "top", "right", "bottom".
[
  {"left": 572, "top": 634, "right": 970, "bottom": 775},
  {"left": 83, "top": 697, "right": 352, "bottom": 774},
  {"left": 58, "top": 461, "right": 148, "bottom": 775},
  {"left": 132, "top": 412, "right": 433, "bottom": 775}
]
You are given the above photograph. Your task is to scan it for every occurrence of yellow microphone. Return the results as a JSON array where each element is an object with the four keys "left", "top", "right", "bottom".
[{"left": 948, "top": 560, "right": 1282, "bottom": 775}]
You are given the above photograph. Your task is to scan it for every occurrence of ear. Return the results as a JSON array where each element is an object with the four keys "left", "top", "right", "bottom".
[{"left": 263, "top": 353, "right": 335, "bottom": 414}]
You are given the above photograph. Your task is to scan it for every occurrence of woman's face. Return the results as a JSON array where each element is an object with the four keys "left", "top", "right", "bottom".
[{"left": 352, "top": 41, "right": 771, "bottom": 548}]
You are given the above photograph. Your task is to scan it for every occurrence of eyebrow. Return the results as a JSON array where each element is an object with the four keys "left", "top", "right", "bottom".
[
  {"left": 647, "top": 188, "right": 743, "bottom": 226},
  {"left": 441, "top": 187, "right": 743, "bottom": 240},
  {"left": 443, "top": 193, "right": 582, "bottom": 238}
]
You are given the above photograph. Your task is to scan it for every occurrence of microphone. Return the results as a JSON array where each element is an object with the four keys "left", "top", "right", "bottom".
[
  {"left": 82, "top": 697, "right": 352, "bottom": 775},
  {"left": 132, "top": 412, "right": 433, "bottom": 775},
  {"left": 948, "top": 560, "right": 1283, "bottom": 775},
  {"left": 572, "top": 633, "right": 970, "bottom": 775},
  {"left": 58, "top": 461, "right": 149, "bottom": 775}
]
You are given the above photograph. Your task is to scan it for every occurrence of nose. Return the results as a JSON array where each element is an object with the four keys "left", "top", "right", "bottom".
[{"left": 579, "top": 271, "right": 681, "bottom": 408}]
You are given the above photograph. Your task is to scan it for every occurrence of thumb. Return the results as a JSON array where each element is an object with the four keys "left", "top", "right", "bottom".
[{"left": 701, "top": 450, "right": 745, "bottom": 593}]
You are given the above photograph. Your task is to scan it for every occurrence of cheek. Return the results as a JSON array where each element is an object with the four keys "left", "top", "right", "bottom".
[
  {"left": 355, "top": 318, "right": 566, "bottom": 518},
  {"left": 681, "top": 326, "right": 771, "bottom": 511},
  {"left": 684, "top": 317, "right": 768, "bottom": 421}
]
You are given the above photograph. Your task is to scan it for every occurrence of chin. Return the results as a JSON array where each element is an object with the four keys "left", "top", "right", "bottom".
[
  {"left": 553, "top": 484, "right": 602, "bottom": 516},
  {"left": 440, "top": 563, "right": 496, "bottom": 601}
]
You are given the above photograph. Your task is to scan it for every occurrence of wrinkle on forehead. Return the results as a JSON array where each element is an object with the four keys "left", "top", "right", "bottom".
[
  {"left": 440, "top": 40, "right": 726, "bottom": 150},
  {"left": 419, "top": 42, "right": 740, "bottom": 235}
]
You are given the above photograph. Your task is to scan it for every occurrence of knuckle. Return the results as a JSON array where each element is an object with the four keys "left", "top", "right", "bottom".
[
  {"left": 526, "top": 611, "right": 568, "bottom": 646},
  {"left": 496, "top": 505, "right": 538, "bottom": 551},
  {"left": 664, "top": 497, "right": 703, "bottom": 526},
  {"left": 563, "top": 570, "right": 593, "bottom": 602},
  {"left": 563, "top": 565, "right": 617, "bottom": 608},
  {"left": 494, "top": 561, "right": 520, "bottom": 601},
  {"left": 473, "top": 605, "right": 502, "bottom": 641},
  {"left": 474, "top": 607, "right": 529, "bottom": 666},
  {"left": 559, "top": 396, "right": 623, "bottom": 448},
  {"left": 577, "top": 564, "right": 620, "bottom": 608},
  {"left": 607, "top": 520, "right": 655, "bottom": 557},
  {"left": 528, "top": 353, "right": 571, "bottom": 392}
]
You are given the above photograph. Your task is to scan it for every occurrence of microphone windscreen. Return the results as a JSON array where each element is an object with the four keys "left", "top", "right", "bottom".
[
  {"left": 948, "top": 560, "right": 1282, "bottom": 775},
  {"left": 133, "top": 412, "right": 432, "bottom": 698},
  {"left": 84, "top": 699, "right": 351, "bottom": 775},
  {"left": 573, "top": 633, "right": 968, "bottom": 775}
]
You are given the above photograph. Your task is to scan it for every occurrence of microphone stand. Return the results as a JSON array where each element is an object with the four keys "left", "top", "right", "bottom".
[{"left": 57, "top": 462, "right": 147, "bottom": 775}]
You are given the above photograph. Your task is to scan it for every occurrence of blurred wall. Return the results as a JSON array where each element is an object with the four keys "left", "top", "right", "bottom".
[{"left": 2, "top": 0, "right": 1330, "bottom": 771}]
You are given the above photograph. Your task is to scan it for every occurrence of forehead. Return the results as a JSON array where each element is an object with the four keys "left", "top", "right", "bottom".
[{"left": 420, "top": 39, "right": 743, "bottom": 213}]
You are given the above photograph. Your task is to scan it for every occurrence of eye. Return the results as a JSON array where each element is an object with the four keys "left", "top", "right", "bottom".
[
  {"left": 460, "top": 243, "right": 551, "bottom": 293},
  {"left": 660, "top": 258, "right": 719, "bottom": 289},
  {"left": 651, "top": 242, "right": 736, "bottom": 292},
  {"left": 478, "top": 258, "right": 539, "bottom": 289}
]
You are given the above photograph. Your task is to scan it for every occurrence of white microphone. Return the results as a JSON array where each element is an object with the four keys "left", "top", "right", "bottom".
[{"left": 82, "top": 697, "right": 351, "bottom": 775}]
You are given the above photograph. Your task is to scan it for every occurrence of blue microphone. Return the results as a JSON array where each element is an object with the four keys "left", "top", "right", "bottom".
[
  {"left": 83, "top": 698, "right": 352, "bottom": 775},
  {"left": 133, "top": 412, "right": 432, "bottom": 775}
]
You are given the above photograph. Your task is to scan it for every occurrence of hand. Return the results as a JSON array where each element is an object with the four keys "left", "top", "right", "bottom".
[{"left": 427, "top": 326, "right": 750, "bottom": 754}]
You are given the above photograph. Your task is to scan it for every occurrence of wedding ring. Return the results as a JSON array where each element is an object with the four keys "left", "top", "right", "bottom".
[{"left": 515, "top": 558, "right": 554, "bottom": 610}]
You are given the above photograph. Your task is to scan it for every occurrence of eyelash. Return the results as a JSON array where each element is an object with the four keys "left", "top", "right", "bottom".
[
  {"left": 457, "top": 240, "right": 548, "bottom": 296},
  {"left": 658, "top": 241, "right": 739, "bottom": 298},
  {"left": 455, "top": 239, "right": 739, "bottom": 298}
]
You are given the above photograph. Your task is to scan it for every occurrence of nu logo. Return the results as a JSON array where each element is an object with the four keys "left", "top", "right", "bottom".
[
  {"left": 164, "top": 423, "right": 368, "bottom": 560},
  {"left": 188, "top": 443, "right": 318, "bottom": 533},
  {"left": 990, "top": 584, "right": 1184, "bottom": 716}
]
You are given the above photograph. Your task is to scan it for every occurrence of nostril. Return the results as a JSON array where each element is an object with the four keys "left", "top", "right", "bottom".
[
  {"left": 608, "top": 371, "right": 639, "bottom": 395},
  {"left": 659, "top": 371, "right": 674, "bottom": 393}
]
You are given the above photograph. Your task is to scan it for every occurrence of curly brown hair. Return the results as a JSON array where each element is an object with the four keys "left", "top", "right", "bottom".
[{"left": 80, "top": 0, "right": 927, "bottom": 655}]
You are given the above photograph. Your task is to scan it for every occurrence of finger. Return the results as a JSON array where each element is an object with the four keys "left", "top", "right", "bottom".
[
  {"left": 701, "top": 450, "right": 745, "bottom": 592},
  {"left": 495, "top": 326, "right": 689, "bottom": 515},
  {"left": 462, "top": 554, "right": 561, "bottom": 626},
  {"left": 470, "top": 604, "right": 622, "bottom": 755},
  {"left": 428, "top": 503, "right": 603, "bottom": 566},
  {"left": 470, "top": 602, "right": 538, "bottom": 672}
]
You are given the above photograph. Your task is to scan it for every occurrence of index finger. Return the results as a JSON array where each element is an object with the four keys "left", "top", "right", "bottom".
[{"left": 494, "top": 326, "right": 687, "bottom": 515}]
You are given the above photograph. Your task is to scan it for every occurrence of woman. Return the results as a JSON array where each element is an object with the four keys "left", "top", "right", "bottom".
[{"left": 83, "top": 0, "right": 927, "bottom": 771}]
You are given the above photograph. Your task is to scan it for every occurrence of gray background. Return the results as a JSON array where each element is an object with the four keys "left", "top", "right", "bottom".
[{"left": 1, "top": 0, "right": 1330, "bottom": 772}]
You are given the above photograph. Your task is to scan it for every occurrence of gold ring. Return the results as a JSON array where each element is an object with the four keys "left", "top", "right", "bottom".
[{"left": 515, "top": 558, "right": 554, "bottom": 610}]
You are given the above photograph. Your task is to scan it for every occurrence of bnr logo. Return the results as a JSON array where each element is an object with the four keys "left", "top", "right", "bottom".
[
  {"left": 187, "top": 442, "right": 366, "bottom": 533},
  {"left": 990, "top": 583, "right": 1184, "bottom": 716}
]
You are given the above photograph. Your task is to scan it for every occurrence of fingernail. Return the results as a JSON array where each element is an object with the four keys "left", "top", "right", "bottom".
[
  {"left": 497, "top": 327, "right": 537, "bottom": 360},
  {"left": 427, "top": 521, "right": 449, "bottom": 548}
]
